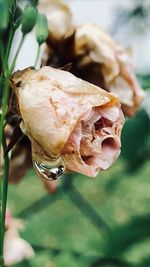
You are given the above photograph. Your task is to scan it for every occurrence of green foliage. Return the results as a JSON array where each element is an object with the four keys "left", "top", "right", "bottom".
[
  {"left": 106, "top": 214, "right": 150, "bottom": 256},
  {"left": 21, "top": 5, "right": 38, "bottom": 34},
  {"left": 0, "top": 0, "right": 9, "bottom": 32},
  {"left": 31, "top": 0, "right": 39, "bottom": 6},
  {"left": 137, "top": 74, "right": 150, "bottom": 90},
  {"left": 7, "top": 157, "right": 150, "bottom": 267},
  {"left": 121, "top": 110, "right": 150, "bottom": 170}
]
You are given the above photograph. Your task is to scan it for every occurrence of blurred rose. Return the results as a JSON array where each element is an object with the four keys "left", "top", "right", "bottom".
[
  {"left": 38, "top": 0, "right": 73, "bottom": 43},
  {"left": 71, "top": 24, "right": 145, "bottom": 116},
  {"left": 10, "top": 66, "right": 124, "bottom": 177},
  {"left": 4, "top": 209, "right": 34, "bottom": 266},
  {"left": 43, "top": 19, "right": 145, "bottom": 116}
]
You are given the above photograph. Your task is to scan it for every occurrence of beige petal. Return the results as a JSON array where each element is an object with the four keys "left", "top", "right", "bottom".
[{"left": 11, "top": 66, "right": 124, "bottom": 177}]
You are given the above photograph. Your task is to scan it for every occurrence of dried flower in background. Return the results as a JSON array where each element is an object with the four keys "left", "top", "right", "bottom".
[
  {"left": 40, "top": 0, "right": 145, "bottom": 117},
  {"left": 39, "top": 0, "right": 75, "bottom": 68},
  {"left": 71, "top": 24, "right": 145, "bottom": 116}
]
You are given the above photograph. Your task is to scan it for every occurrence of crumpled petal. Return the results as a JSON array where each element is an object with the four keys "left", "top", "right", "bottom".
[
  {"left": 10, "top": 66, "right": 124, "bottom": 177},
  {"left": 62, "top": 106, "right": 123, "bottom": 176}
]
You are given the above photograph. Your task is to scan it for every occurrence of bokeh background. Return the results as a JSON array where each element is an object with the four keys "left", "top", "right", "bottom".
[{"left": 8, "top": 0, "right": 150, "bottom": 266}]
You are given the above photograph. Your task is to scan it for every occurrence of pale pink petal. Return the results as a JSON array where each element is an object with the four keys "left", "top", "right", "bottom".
[{"left": 4, "top": 217, "right": 34, "bottom": 266}]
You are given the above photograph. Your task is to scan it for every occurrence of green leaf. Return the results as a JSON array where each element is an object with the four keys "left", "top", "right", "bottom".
[{"left": 0, "top": 0, "right": 9, "bottom": 32}]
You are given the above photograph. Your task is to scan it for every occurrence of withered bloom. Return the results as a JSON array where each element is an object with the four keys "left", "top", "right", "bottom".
[
  {"left": 70, "top": 24, "right": 145, "bottom": 116},
  {"left": 10, "top": 66, "right": 124, "bottom": 177}
]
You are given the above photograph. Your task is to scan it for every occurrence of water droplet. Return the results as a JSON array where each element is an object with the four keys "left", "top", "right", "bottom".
[{"left": 34, "top": 161, "right": 65, "bottom": 181}]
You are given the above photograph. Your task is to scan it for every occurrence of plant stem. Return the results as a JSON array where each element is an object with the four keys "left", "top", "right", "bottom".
[
  {"left": 1, "top": 135, "right": 10, "bottom": 248},
  {"left": 0, "top": 132, "right": 10, "bottom": 267},
  {"left": 9, "top": 33, "right": 25, "bottom": 74},
  {"left": 0, "top": 36, "right": 5, "bottom": 74},
  {"left": 0, "top": 33, "right": 11, "bottom": 266},
  {"left": 0, "top": 6, "right": 25, "bottom": 267},
  {"left": 0, "top": 76, "right": 10, "bottom": 149},
  {"left": 0, "top": 75, "right": 10, "bottom": 267},
  {"left": 34, "top": 44, "right": 41, "bottom": 68},
  {"left": 5, "top": 26, "right": 15, "bottom": 69}
]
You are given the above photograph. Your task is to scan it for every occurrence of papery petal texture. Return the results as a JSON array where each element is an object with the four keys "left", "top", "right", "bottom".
[{"left": 11, "top": 66, "right": 124, "bottom": 177}]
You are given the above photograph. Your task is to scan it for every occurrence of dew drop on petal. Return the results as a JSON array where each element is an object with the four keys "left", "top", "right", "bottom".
[{"left": 33, "top": 160, "right": 65, "bottom": 181}]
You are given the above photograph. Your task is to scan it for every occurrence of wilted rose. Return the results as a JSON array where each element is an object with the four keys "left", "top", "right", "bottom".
[
  {"left": 71, "top": 24, "right": 145, "bottom": 116},
  {"left": 10, "top": 66, "right": 124, "bottom": 177}
]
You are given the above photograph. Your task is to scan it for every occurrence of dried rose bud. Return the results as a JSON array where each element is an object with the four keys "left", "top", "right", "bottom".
[
  {"left": 38, "top": 0, "right": 73, "bottom": 43},
  {"left": 10, "top": 66, "right": 124, "bottom": 178},
  {"left": 21, "top": 5, "right": 38, "bottom": 34},
  {"left": 70, "top": 24, "right": 145, "bottom": 116}
]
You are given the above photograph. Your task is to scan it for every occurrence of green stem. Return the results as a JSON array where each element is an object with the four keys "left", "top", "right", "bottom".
[
  {"left": 4, "top": 26, "right": 15, "bottom": 69},
  {"left": 0, "top": 76, "right": 10, "bottom": 267},
  {"left": 0, "top": 10, "right": 18, "bottom": 267},
  {"left": 34, "top": 44, "right": 41, "bottom": 68},
  {"left": 0, "top": 33, "right": 3, "bottom": 266},
  {"left": 0, "top": 133, "right": 10, "bottom": 267},
  {"left": 9, "top": 33, "right": 25, "bottom": 74},
  {"left": 0, "top": 35, "right": 10, "bottom": 265},
  {"left": 0, "top": 77, "right": 10, "bottom": 146},
  {"left": 0, "top": 36, "right": 5, "bottom": 74},
  {"left": 1, "top": 135, "right": 10, "bottom": 249}
]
